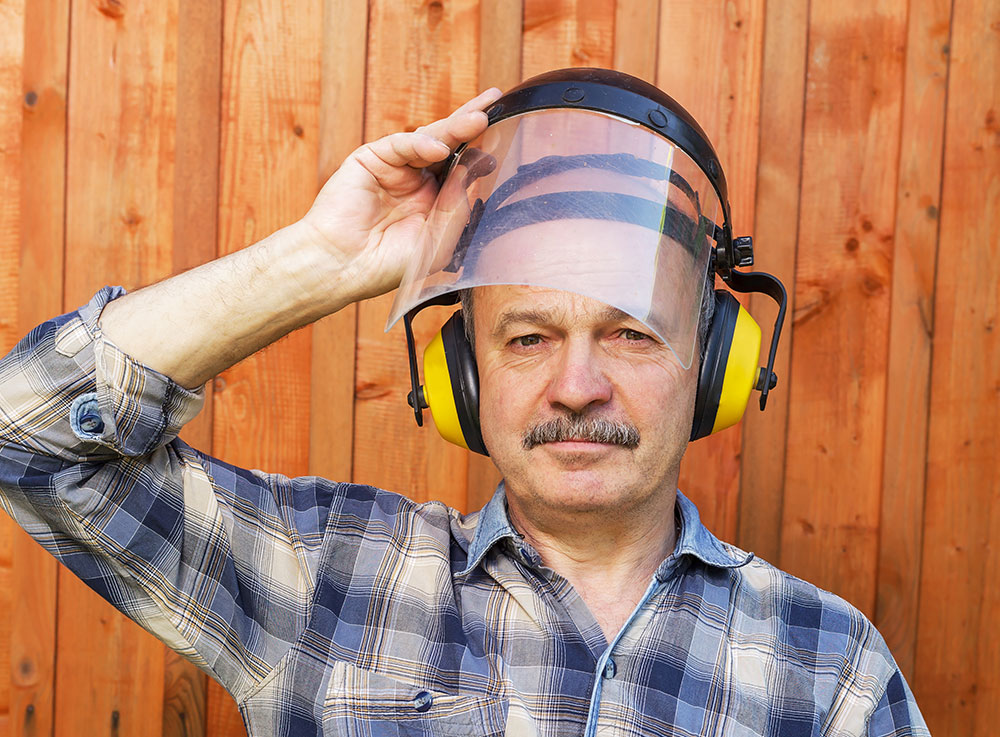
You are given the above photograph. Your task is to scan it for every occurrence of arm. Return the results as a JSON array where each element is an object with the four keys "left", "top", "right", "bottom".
[
  {"left": 100, "top": 88, "right": 501, "bottom": 388},
  {"left": 0, "top": 90, "right": 500, "bottom": 699}
]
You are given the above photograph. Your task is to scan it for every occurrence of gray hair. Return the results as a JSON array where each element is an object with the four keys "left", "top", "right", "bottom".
[{"left": 459, "top": 278, "right": 717, "bottom": 363}]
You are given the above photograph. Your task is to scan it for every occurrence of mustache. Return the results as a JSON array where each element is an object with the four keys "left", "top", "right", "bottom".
[{"left": 522, "top": 414, "right": 640, "bottom": 450}]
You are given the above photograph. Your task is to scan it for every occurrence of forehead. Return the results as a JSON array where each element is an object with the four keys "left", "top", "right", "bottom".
[{"left": 472, "top": 285, "right": 643, "bottom": 333}]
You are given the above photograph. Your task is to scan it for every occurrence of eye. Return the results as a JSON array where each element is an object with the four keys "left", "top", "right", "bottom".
[
  {"left": 622, "top": 328, "right": 650, "bottom": 342},
  {"left": 512, "top": 334, "right": 542, "bottom": 347}
]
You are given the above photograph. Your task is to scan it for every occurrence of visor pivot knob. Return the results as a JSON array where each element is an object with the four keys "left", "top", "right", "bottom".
[
  {"left": 754, "top": 368, "right": 778, "bottom": 392},
  {"left": 407, "top": 386, "right": 429, "bottom": 411},
  {"left": 734, "top": 236, "right": 754, "bottom": 267}
]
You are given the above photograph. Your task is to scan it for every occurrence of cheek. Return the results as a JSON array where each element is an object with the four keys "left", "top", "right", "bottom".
[
  {"left": 624, "top": 364, "right": 698, "bottom": 431},
  {"left": 477, "top": 367, "right": 544, "bottom": 450}
]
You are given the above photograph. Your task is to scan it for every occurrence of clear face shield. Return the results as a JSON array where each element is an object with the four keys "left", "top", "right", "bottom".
[{"left": 386, "top": 109, "right": 721, "bottom": 370}]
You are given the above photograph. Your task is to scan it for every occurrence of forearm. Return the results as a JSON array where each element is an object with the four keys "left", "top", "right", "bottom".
[{"left": 99, "top": 221, "right": 351, "bottom": 389}]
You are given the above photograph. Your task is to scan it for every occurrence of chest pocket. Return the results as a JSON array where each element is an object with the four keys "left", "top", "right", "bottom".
[{"left": 322, "top": 661, "right": 507, "bottom": 737}]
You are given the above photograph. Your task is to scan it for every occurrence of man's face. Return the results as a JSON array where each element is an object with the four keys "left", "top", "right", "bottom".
[{"left": 472, "top": 285, "right": 697, "bottom": 523}]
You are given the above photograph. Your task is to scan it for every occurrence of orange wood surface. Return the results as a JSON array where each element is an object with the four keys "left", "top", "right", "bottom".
[
  {"left": 876, "top": 0, "right": 952, "bottom": 680},
  {"left": 737, "top": 0, "right": 808, "bottom": 567},
  {"left": 1, "top": 1, "right": 997, "bottom": 734},
  {"left": 658, "top": 0, "right": 765, "bottom": 544},
  {"left": 352, "top": 0, "right": 478, "bottom": 508},
  {"left": 913, "top": 0, "right": 999, "bottom": 732},
  {"left": 57, "top": 0, "right": 181, "bottom": 733},
  {"left": 5, "top": 0, "right": 67, "bottom": 734},
  {"left": 0, "top": 4, "right": 26, "bottom": 735},
  {"left": 779, "top": 0, "right": 908, "bottom": 617}
]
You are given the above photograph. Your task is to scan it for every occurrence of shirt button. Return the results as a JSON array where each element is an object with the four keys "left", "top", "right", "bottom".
[
  {"left": 412, "top": 691, "right": 433, "bottom": 713},
  {"left": 79, "top": 413, "right": 104, "bottom": 434},
  {"left": 603, "top": 658, "right": 617, "bottom": 679}
]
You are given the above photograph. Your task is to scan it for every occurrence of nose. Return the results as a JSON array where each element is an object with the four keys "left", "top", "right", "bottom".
[{"left": 545, "top": 337, "right": 612, "bottom": 414}]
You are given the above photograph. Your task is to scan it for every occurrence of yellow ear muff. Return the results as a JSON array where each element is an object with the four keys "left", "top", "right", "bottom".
[
  {"left": 422, "top": 330, "right": 469, "bottom": 450},
  {"left": 418, "top": 312, "right": 489, "bottom": 455},
  {"left": 691, "top": 291, "right": 764, "bottom": 440},
  {"left": 711, "top": 304, "right": 762, "bottom": 434}
]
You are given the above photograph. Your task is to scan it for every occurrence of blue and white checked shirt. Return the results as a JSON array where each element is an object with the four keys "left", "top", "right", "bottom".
[{"left": 0, "top": 288, "right": 929, "bottom": 736}]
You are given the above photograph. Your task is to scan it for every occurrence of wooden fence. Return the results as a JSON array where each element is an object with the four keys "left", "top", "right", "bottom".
[{"left": 0, "top": 0, "right": 997, "bottom": 735}]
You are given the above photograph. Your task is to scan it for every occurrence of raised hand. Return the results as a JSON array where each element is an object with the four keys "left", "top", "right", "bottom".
[{"left": 300, "top": 88, "right": 502, "bottom": 301}]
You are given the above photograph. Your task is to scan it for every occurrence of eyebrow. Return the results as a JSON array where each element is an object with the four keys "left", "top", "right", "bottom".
[{"left": 490, "top": 304, "right": 634, "bottom": 339}]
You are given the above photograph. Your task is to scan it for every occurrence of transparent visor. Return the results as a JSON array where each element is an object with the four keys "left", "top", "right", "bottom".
[{"left": 386, "top": 109, "right": 719, "bottom": 369}]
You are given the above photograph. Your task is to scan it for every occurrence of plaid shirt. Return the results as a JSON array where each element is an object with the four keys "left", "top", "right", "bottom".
[{"left": 0, "top": 287, "right": 929, "bottom": 737}]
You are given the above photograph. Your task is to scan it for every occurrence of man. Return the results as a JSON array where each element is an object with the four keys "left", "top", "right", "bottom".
[{"left": 0, "top": 69, "right": 927, "bottom": 736}]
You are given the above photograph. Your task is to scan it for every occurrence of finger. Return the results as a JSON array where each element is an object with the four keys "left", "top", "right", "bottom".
[
  {"left": 355, "top": 131, "right": 451, "bottom": 179},
  {"left": 414, "top": 87, "right": 502, "bottom": 150}
]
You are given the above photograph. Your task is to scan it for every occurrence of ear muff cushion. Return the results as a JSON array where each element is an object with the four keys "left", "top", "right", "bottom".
[
  {"left": 712, "top": 303, "right": 762, "bottom": 434},
  {"left": 422, "top": 329, "right": 468, "bottom": 449},
  {"left": 428, "top": 312, "right": 489, "bottom": 456},
  {"left": 690, "top": 292, "right": 763, "bottom": 440}
]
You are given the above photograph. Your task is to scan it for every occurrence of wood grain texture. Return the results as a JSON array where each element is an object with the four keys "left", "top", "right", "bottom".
[
  {"left": 163, "top": 651, "right": 206, "bottom": 737},
  {"left": 480, "top": 0, "right": 523, "bottom": 92},
  {"left": 59, "top": 0, "right": 182, "bottom": 732},
  {"left": 208, "top": 0, "right": 325, "bottom": 733},
  {"left": 913, "top": 0, "right": 999, "bottom": 732},
  {"left": 875, "top": 0, "right": 952, "bottom": 680},
  {"left": 10, "top": 8, "right": 67, "bottom": 732},
  {"left": 213, "top": 0, "right": 322, "bottom": 479},
  {"left": 309, "top": 0, "right": 367, "bottom": 485},
  {"left": 656, "top": 0, "right": 766, "bottom": 544},
  {"left": 738, "top": 0, "right": 809, "bottom": 564},
  {"left": 352, "top": 0, "right": 479, "bottom": 508},
  {"left": 779, "top": 0, "right": 908, "bottom": 616},
  {"left": 0, "top": 2, "right": 26, "bottom": 734},
  {"left": 467, "top": 0, "right": 523, "bottom": 513},
  {"left": 164, "top": 1, "right": 224, "bottom": 735},
  {"left": 612, "top": 0, "right": 657, "bottom": 83},
  {"left": 5, "top": 0, "right": 68, "bottom": 734},
  {"left": 522, "top": 0, "right": 614, "bottom": 76}
]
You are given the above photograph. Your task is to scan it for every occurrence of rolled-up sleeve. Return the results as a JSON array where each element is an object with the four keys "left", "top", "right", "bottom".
[{"left": 0, "top": 288, "right": 338, "bottom": 702}]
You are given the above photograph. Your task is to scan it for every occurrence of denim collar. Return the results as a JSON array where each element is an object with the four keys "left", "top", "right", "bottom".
[{"left": 458, "top": 483, "right": 752, "bottom": 577}]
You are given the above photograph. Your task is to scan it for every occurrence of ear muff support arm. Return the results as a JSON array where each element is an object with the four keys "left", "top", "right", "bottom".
[{"left": 724, "top": 267, "right": 787, "bottom": 411}]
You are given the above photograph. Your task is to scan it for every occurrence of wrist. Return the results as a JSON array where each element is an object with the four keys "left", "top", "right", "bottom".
[{"left": 266, "top": 220, "right": 364, "bottom": 322}]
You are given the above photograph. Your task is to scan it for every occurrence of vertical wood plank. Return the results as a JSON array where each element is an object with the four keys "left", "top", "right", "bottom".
[
  {"left": 0, "top": 2, "right": 27, "bottom": 734},
  {"left": 352, "top": 0, "right": 480, "bottom": 508},
  {"left": 522, "top": 0, "right": 614, "bottom": 76},
  {"left": 164, "top": 1, "right": 224, "bottom": 735},
  {"left": 738, "top": 0, "right": 809, "bottom": 563},
  {"left": 5, "top": 0, "right": 69, "bottom": 734},
  {"left": 208, "top": 0, "right": 324, "bottom": 734},
  {"left": 779, "top": 0, "right": 908, "bottom": 616},
  {"left": 308, "top": 0, "right": 368, "bottom": 485},
  {"left": 467, "top": 0, "right": 524, "bottom": 512},
  {"left": 59, "top": 0, "right": 182, "bottom": 732},
  {"left": 612, "top": 0, "right": 658, "bottom": 83},
  {"left": 212, "top": 0, "right": 321, "bottom": 479},
  {"left": 875, "top": 0, "right": 952, "bottom": 680},
  {"left": 656, "top": 0, "right": 766, "bottom": 543},
  {"left": 913, "top": 0, "right": 999, "bottom": 731},
  {"left": 479, "top": 0, "right": 523, "bottom": 92}
]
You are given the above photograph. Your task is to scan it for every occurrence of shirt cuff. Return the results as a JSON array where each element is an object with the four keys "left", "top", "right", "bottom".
[{"left": 65, "top": 286, "right": 205, "bottom": 456}]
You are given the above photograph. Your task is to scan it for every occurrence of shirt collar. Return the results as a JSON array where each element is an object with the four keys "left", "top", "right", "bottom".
[
  {"left": 458, "top": 484, "right": 753, "bottom": 578},
  {"left": 664, "top": 489, "right": 753, "bottom": 575},
  {"left": 458, "top": 482, "right": 519, "bottom": 576}
]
